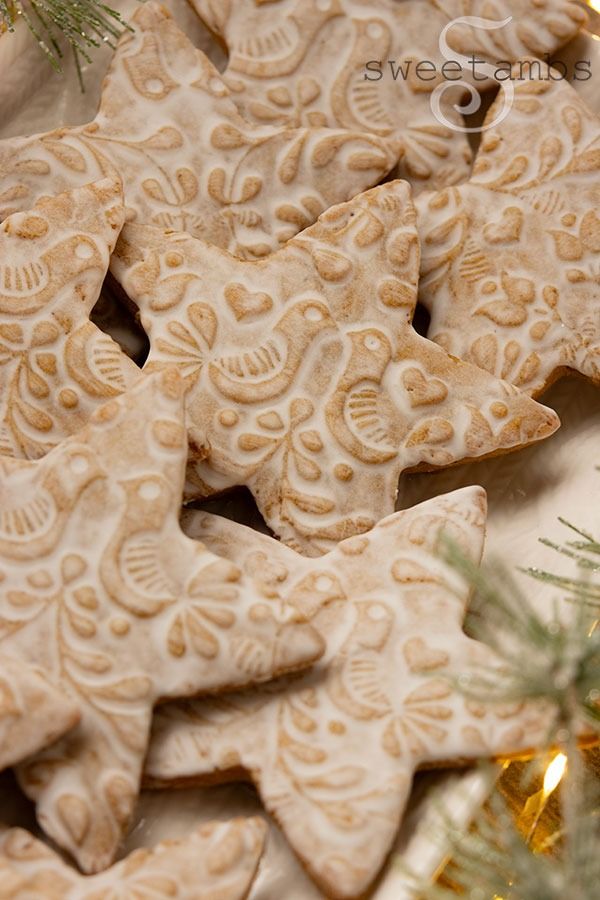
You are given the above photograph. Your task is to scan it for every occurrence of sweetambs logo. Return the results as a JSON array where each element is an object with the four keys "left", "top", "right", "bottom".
[{"left": 363, "top": 14, "right": 591, "bottom": 134}]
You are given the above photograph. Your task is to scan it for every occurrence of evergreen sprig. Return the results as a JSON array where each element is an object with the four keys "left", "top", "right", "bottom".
[{"left": 1, "top": 0, "right": 130, "bottom": 84}]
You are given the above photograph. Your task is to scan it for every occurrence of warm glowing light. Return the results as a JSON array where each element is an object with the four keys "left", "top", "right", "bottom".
[
  {"left": 587, "top": 0, "right": 600, "bottom": 14},
  {"left": 543, "top": 752, "right": 567, "bottom": 796}
]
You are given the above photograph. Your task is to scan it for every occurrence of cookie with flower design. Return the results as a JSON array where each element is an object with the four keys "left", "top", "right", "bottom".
[
  {"left": 0, "top": 369, "right": 325, "bottom": 873},
  {"left": 144, "top": 487, "right": 552, "bottom": 899},
  {"left": 112, "top": 179, "right": 559, "bottom": 556},
  {"left": 0, "top": 818, "right": 266, "bottom": 899},
  {"left": 0, "top": 658, "right": 79, "bottom": 771},
  {"left": 417, "top": 62, "right": 600, "bottom": 397},
  {"left": 0, "top": 177, "right": 138, "bottom": 459},
  {"left": 0, "top": 3, "right": 398, "bottom": 260},
  {"left": 191, "top": 0, "right": 585, "bottom": 193}
]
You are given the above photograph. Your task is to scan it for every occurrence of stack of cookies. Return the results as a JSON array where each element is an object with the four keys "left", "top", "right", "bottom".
[{"left": 0, "top": 1, "right": 596, "bottom": 897}]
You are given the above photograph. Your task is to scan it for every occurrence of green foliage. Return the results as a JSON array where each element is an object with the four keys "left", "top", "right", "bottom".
[{"left": 1, "top": 0, "right": 129, "bottom": 84}]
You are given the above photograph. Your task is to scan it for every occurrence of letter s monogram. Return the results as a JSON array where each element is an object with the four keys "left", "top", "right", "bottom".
[{"left": 430, "top": 16, "right": 515, "bottom": 134}]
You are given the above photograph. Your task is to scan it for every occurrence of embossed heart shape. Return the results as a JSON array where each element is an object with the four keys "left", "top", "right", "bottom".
[{"left": 402, "top": 367, "right": 448, "bottom": 407}]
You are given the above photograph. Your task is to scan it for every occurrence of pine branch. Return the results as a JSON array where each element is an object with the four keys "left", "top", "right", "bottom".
[{"left": 1, "top": 0, "right": 131, "bottom": 86}]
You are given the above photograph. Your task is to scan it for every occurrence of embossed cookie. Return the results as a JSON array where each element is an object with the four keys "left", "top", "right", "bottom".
[
  {"left": 0, "top": 370, "right": 324, "bottom": 872},
  {"left": 145, "top": 488, "right": 552, "bottom": 899},
  {"left": 417, "top": 63, "right": 600, "bottom": 396},
  {"left": 0, "top": 658, "right": 79, "bottom": 771},
  {"left": 191, "top": 0, "right": 585, "bottom": 192},
  {"left": 0, "top": 818, "right": 266, "bottom": 898},
  {"left": 0, "top": 177, "right": 139, "bottom": 459},
  {"left": 113, "top": 180, "right": 559, "bottom": 556},
  {"left": 0, "top": 3, "right": 399, "bottom": 259}
]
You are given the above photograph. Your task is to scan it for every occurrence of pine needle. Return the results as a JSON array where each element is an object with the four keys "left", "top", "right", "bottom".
[{"left": 1, "top": 0, "right": 131, "bottom": 88}]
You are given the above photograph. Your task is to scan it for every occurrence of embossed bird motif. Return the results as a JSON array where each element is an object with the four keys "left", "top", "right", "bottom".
[
  {"left": 114, "top": 180, "right": 559, "bottom": 556},
  {"left": 0, "top": 178, "right": 138, "bottom": 460},
  {"left": 417, "top": 66, "right": 600, "bottom": 397},
  {"left": 0, "top": 371, "right": 326, "bottom": 873},
  {"left": 0, "top": 3, "right": 399, "bottom": 261},
  {"left": 145, "top": 488, "right": 556, "bottom": 899},
  {"left": 190, "top": 0, "right": 584, "bottom": 192}
]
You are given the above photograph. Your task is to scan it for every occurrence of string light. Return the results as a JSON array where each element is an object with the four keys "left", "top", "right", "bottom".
[{"left": 543, "top": 752, "right": 567, "bottom": 796}]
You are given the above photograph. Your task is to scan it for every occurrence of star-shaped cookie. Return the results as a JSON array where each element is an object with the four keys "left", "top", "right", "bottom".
[
  {"left": 145, "top": 487, "right": 552, "bottom": 899},
  {"left": 0, "top": 176, "right": 139, "bottom": 459},
  {"left": 0, "top": 369, "right": 324, "bottom": 872},
  {"left": 112, "top": 179, "right": 560, "bottom": 556},
  {"left": 0, "top": 3, "right": 398, "bottom": 259},
  {"left": 192, "top": 0, "right": 585, "bottom": 192},
  {"left": 0, "top": 818, "right": 266, "bottom": 899},
  {"left": 0, "top": 657, "right": 79, "bottom": 771},
  {"left": 417, "top": 62, "right": 600, "bottom": 396}
]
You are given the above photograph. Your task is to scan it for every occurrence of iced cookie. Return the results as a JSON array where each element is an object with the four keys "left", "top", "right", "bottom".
[
  {"left": 0, "top": 818, "right": 266, "bottom": 899},
  {"left": 112, "top": 180, "right": 560, "bottom": 556},
  {"left": 417, "top": 62, "right": 600, "bottom": 396},
  {"left": 191, "top": 0, "right": 585, "bottom": 192},
  {"left": 145, "top": 488, "right": 552, "bottom": 899},
  {"left": 0, "top": 370, "right": 324, "bottom": 872},
  {"left": 0, "top": 178, "right": 138, "bottom": 459},
  {"left": 0, "top": 3, "right": 398, "bottom": 259},
  {"left": 0, "top": 658, "right": 79, "bottom": 771}
]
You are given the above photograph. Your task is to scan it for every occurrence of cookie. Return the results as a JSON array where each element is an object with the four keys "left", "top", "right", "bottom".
[
  {"left": 0, "top": 818, "right": 266, "bottom": 898},
  {"left": 145, "top": 487, "right": 552, "bottom": 899},
  {"left": 0, "top": 177, "right": 139, "bottom": 459},
  {"left": 417, "top": 62, "right": 600, "bottom": 397},
  {"left": 0, "top": 658, "right": 79, "bottom": 771},
  {"left": 191, "top": 0, "right": 585, "bottom": 192},
  {"left": 112, "top": 180, "right": 560, "bottom": 556},
  {"left": 0, "top": 3, "right": 399, "bottom": 259},
  {"left": 0, "top": 369, "right": 324, "bottom": 872}
]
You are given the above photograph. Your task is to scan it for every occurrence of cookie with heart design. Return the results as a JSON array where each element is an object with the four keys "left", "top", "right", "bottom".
[
  {"left": 0, "top": 177, "right": 138, "bottom": 459},
  {"left": 0, "top": 3, "right": 398, "bottom": 260},
  {"left": 112, "top": 179, "right": 560, "bottom": 556},
  {"left": 191, "top": 0, "right": 585, "bottom": 193},
  {"left": 0, "top": 657, "right": 79, "bottom": 771},
  {"left": 0, "top": 818, "right": 266, "bottom": 899},
  {"left": 417, "top": 62, "right": 600, "bottom": 396},
  {"left": 145, "top": 487, "right": 553, "bottom": 899},
  {"left": 0, "top": 369, "right": 324, "bottom": 872}
]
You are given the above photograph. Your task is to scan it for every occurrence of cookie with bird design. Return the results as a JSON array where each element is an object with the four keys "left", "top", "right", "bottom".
[
  {"left": 0, "top": 3, "right": 399, "bottom": 260},
  {"left": 0, "top": 658, "right": 79, "bottom": 771},
  {"left": 191, "top": 0, "right": 585, "bottom": 193},
  {"left": 417, "top": 62, "right": 600, "bottom": 397},
  {"left": 0, "top": 818, "right": 266, "bottom": 899},
  {"left": 0, "top": 369, "right": 324, "bottom": 873},
  {"left": 145, "top": 488, "right": 553, "bottom": 899},
  {"left": 112, "top": 179, "right": 560, "bottom": 556},
  {"left": 0, "top": 176, "right": 139, "bottom": 459}
]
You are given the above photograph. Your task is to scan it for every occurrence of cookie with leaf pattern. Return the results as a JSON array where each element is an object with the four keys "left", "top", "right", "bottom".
[
  {"left": 0, "top": 177, "right": 138, "bottom": 459},
  {"left": 0, "top": 657, "right": 79, "bottom": 771},
  {"left": 0, "top": 2, "right": 398, "bottom": 260},
  {"left": 191, "top": 0, "right": 585, "bottom": 193},
  {"left": 0, "top": 818, "right": 266, "bottom": 899},
  {"left": 112, "top": 179, "right": 560, "bottom": 556},
  {"left": 417, "top": 62, "right": 600, "bottom": 396},
  {"left": 0, "top": 369, "right": 324, "bottom": 873},
  {"left": 145, "top": 488, "right": 553, "bottom": 899}
]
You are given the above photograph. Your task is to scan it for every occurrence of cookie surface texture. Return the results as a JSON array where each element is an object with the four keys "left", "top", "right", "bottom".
[{"left": 113, "top": 180, "right": 560, "bottom": 555}]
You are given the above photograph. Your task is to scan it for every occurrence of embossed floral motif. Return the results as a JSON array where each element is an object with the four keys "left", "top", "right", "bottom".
[
  {"left": 114, "top": 180, "right": 559, "bottom": 556},
  {"left": 0, "top": 178, "right": 138, "bottom": 459},
  {"left": 145, "top": 488, "right": 554, "bottom": 900},
  {"left": 0, "top": 3, "right": 398, "bottom": 261},
  {"left": 0, "top": 657, "right": 79, "bottom": 771},
  {"left": 0, "top": 371, "right": 324, "bottom": 872},
  {"left": 190, "top": 0, "right": 585, "bottom": 192},
  {"left": 0, "top": 819, "right": 266, "bottom": 900},
  {"left": 417, "top": 66, "right": 600, "bottom": 396}
]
